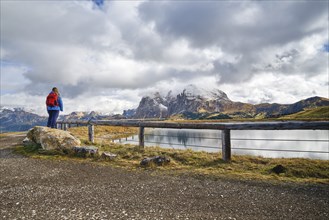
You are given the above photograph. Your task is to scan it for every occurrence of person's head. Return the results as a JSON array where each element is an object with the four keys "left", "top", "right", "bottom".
[{"left": 52, "top": 87, "right": 59, "bottom": 94}]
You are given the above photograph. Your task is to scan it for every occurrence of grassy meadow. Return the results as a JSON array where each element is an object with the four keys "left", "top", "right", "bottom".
[
  {"left": 13, "top": 125, "right": 329, "bottom": 185},
  {"left": 279, "top": 106, "right": 329, "bottom": 120}
]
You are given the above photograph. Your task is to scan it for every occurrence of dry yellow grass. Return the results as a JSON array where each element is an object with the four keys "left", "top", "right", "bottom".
[
  {"left": 68, "top": 126, "right": 138, "bottom": 144},
  {"left": 11, "top": 126, "right": 329, "bottom": 185}
]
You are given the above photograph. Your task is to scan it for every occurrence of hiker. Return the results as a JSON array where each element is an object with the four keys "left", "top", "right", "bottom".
[{"left": 46, "top": 87, "right": 63, "bottom": 128}]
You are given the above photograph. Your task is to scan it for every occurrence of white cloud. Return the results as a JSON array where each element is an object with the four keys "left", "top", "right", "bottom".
[
  {"left": 0, "top": 0, "right": 328, "bottom": 114},
  {"left": 0, "top": 62, "right": 30, "bottom": 94},
  {"left": 233, "top": 2, "right": 261, "bottom": 26},
  {"left": 221, "top": 73, "right": 329, "bottom": 104}
]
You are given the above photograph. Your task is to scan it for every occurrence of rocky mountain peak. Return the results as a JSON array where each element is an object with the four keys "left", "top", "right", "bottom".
[
  {"left": 209, "top": 89, "right": 230, "bottom": 101},
  {"left": 181, "top": 84, "right": 230, "bottom": 102},
  {"left": 133, "top": 85, "right": 233, "bottom": 118},
  {"left": 128, "top": 85, "right": 329, "bottom": 119}
]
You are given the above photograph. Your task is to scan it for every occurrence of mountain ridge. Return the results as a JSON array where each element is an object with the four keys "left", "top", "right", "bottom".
[
  {"left": 0, "top": 108, "right": 47, "bottom": 132},
  {"left": 1, "top": 87, "right": 328, "bottom": 132},
  {"left": 0, "top": 109, "right": 123, "bottom": 133},
  {"left": 125, "top": 86, "right": 329, "bottom": 119}
]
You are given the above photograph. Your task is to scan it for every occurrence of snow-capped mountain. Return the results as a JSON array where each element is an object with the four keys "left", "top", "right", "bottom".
[
  {"left": 132, "top": 85, "right": 234, "bottom": 118},
  {"left": 0, "top": 108, "right": 121, "bottom": 133},
  {"left": 59, "top": 111, "right": 123, "bottom": 121},
  {"left": 0, "top": 107, "right": 47, "bottom": 132},
  {"left": 127, "top": 85, "right": 329, "bottom": 119},
  {"left": 180, "top": 84, "right": 230, "bottom": 101}
]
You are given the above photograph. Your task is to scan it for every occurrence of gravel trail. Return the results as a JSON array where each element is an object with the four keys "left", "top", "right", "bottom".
[{"left": 1, "top": 134, "right": 328, "bottom": 219}]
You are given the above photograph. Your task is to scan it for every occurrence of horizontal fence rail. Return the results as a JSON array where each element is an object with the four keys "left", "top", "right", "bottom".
[
  {"left": 116, "top": 134, "right": 329, "bottom": 153},
  {"left": 58, "top": 120, "right": 329, "bottom": 130},
  {"left": 57, "top": 120, "right": 329, "bottom": 161}
]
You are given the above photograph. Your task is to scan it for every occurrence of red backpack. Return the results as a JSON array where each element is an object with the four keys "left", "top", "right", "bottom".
[{"left": 46, "top": 93, "right": 59, "bottom": 107}]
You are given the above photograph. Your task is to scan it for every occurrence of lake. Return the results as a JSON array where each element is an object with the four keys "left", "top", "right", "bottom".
[{"left": 115, "top": 128, "right": 329, "bottom": 160}]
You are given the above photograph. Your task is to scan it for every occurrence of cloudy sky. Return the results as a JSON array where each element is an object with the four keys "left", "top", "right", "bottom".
[{"left": 1, "top": 0, "right": 328, "bottom": 116}]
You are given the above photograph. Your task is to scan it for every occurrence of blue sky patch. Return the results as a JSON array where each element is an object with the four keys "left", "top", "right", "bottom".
[
  {"left": 323, "top": 43, "right": 329, "bottom": 52},
  {"left": 92, "top": 0, "right": 104, "bottom": 8}
]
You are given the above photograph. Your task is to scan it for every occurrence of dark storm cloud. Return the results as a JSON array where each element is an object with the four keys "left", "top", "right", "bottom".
[
  {"left": 139, "top": 1, "right": 326, "bottom": 50},
  {"left": 138, "top": 0, "right": 328, "bottom": 83}
]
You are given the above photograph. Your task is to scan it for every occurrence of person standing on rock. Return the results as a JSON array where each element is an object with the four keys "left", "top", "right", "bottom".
[{"left": 46, "top": 87, "right": 63, "bottom": 128}]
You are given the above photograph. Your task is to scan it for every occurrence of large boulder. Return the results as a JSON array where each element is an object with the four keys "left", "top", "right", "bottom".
[{"left": 26, "top": 126, "right": 81, "bottom": 150}]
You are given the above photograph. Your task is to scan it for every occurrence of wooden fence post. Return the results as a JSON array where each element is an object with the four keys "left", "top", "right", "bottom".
[
  {"left": 88, "top": 124, "right": 95, "bottom": 143},
  {"left": 139, "top": 126, "right": 145, "bottom": 148},
  {"left": 222, "top": 129, "right": 231, "bottom": 161}
]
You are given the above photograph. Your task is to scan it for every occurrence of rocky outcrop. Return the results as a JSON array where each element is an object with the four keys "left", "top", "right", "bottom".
[
  {"left": 134, "top": 92, "right": 171, "bottom": 119},
  {"left": 168, "top": 86, "right": 232, "bottom": 115},
  {"left": 26, "top": 126, "right": 81, "bottom": 151}
]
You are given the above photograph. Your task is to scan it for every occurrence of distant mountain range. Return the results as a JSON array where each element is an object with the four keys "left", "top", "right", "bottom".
[
  {"left": 0, "top": 108, "right": 47, "bottom": 133},
  {"left": 124, "top": 85, "right": 329, "bottom": 120},
  {"left": 1, "top": 85, "right": 328, "bottom": 132},
  {"left": 0, "top": 108, "right": 123, "bottom": 133}
]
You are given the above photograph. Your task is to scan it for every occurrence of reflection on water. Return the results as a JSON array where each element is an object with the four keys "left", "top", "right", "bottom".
[{"left": 118, "top": 128, "right": 329, "bottom": 160}]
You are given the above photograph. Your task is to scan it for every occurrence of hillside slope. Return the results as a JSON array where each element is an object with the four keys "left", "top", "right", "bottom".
[{"left": 280, "top": 106, "right": 329, "bottom": 120}]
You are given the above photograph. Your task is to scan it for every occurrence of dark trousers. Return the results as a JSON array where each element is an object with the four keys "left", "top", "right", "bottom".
[{"left": 47, "top": 110, "right": 59, "bottom": 128}]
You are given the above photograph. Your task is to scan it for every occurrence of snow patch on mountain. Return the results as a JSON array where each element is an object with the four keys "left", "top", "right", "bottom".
[
  {"left": 181, "top": 84, "right": 229, "bottom": 101},
  {"left": 141, "top": 84, "right": 229, "bottom": 102}
]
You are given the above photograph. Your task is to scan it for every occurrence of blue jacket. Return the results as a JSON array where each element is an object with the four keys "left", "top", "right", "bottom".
[{"left": 47, "top": 91, "right": 63, "bottom": 111}]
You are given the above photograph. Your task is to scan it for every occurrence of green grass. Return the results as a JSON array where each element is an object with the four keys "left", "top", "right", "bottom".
[
  {"left": 280, "top": 106, "right": 329, "bottom": 120},
  {"left": 66, "top": 126, "right": 329, "bottom": 184},
  {"left": 169, "top": 105, "right": 329, "bottom": 121},
  {"left": 8, "top": 125, "right": 329, "bottom": 185},
  {"left": 14, "top": 140, "right": 329, "bottom": 185},
  {"left": 14, "top": 143, "right": 42, "bottom": 155}
]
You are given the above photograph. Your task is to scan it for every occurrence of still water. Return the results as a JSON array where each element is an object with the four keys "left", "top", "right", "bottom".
[{"left": 117, "top": 128, "right": 329, "bottom": 160}]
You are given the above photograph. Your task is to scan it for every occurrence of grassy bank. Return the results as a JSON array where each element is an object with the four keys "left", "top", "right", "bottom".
[
  {"left": 280, "top": 106, "right": 329, "bottom": 120},
  {"left": 12, "top": 126, "right": 329, "bottom": 185}
]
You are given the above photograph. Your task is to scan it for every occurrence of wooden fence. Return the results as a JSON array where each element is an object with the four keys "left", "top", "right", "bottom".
[{"left": 56, "top": 120, "right": 329, "bottom": 161}]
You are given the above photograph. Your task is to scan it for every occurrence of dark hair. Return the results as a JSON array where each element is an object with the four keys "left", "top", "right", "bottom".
[{"left": 52, "top": 87, "right": 59, "bottom": 94}]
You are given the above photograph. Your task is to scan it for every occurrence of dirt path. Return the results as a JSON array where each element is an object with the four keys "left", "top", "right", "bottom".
[
  {"left": 0, "top": 134, "right": 328, "bottom": 219},
  {"left": 0, "top": 132, "right": 27, "bottom": 148},
  {"left": 0, "top": 132, "right": 26, "bottom": 159}
]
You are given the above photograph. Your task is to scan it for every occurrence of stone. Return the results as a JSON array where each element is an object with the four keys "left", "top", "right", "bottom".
[
  {"left": 26, "top": 126, "right": 81, "bottom": 151},
  {"left": 101, "top": 152, "right": 117, "bottom": 160},
  {"left": 140, "top": 156, "right": 170, "bottom": 166},
  {"left": 73, "top": 146, "right": 98, "bottom": 155},
  {"left": 22, "top": 137, "right": 34, "bottom": 146},
  {"left": 270, "top": 165, "right": 287, "bottom": 174}
]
